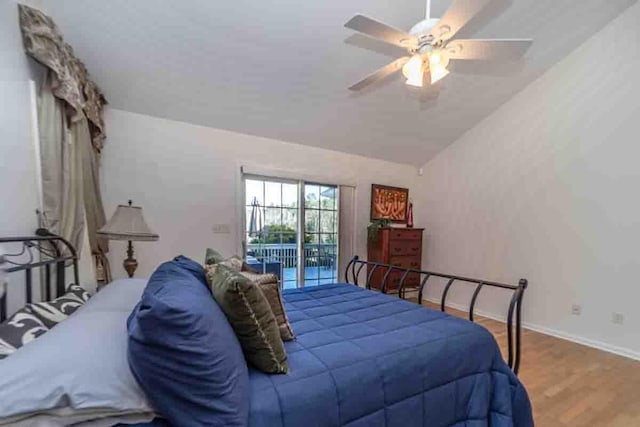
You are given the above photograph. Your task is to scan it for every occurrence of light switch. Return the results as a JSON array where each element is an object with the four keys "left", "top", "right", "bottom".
[{"left": 212, "top": 224, "right": 231, "bottom": 234}]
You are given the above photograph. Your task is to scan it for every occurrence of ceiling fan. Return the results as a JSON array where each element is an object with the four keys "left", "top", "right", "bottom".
[{"left": 344, "top": 0, "right": 533, "bottom": 91}]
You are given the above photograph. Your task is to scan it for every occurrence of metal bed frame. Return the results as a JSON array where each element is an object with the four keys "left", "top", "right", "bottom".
[
  {"left": 344, "top": 256, "right": 528, "bottom": 375},
  {"left": 0, "top": 235, "right": 526, "bottom": 375},
  {"left": 0, "top": 234, "right": 79, "bottom": 323}
]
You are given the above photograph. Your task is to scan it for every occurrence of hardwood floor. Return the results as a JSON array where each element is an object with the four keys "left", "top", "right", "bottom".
[{"left": 419, "top": 301, "right": 640, "bottom": 427}]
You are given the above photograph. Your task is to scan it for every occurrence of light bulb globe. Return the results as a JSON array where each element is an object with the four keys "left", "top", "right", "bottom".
[
  {"left": 402, "top": 54, "right": 424, "bottom": 79},
  {"left": 430, "top": 63, "right": 450, "bottom": 84}
]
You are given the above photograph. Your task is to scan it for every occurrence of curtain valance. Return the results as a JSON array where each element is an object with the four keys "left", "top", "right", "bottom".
[{"left": 18, "top": 4, "right": 107, "bottom": 153}]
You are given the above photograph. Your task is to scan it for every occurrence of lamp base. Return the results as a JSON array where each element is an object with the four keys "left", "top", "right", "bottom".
[{"left": 123, "top": 240, "right": 138, "bottom": 278}]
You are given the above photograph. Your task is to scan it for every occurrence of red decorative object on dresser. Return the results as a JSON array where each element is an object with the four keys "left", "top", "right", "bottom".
[{"left": 367, "top": 227, "right": 424, "bottom": 293}]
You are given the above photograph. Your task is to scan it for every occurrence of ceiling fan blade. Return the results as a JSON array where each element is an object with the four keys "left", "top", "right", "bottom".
[
  {"left": 427, "top": 0, "right": 494, "bottom": 43},
  {"left": 345, "top": 15, "right": 417, "bottom": 49},
  {"left": 348, "top": 57, "right": 410, "bottom": 91},
  {"left": 445, "top": 39, "right": 533, "bottom": 60}
]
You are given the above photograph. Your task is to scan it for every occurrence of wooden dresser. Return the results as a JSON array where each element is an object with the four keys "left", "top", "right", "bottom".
[{"left": 367, "top": 227, "right": 424, "bottom": 292}]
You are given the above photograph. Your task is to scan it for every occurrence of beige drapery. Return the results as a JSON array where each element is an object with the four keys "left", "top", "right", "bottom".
[
  {"left": 37, "top": 72, "right": 84, "bottom": 251},
  {"left": 18, "top": 4, "right": 107, "bottom": 152},
  {"left": 77, "top": 113, "right": 111, "bottom": 282},
  {"left": 20, "top": 4, "right": 111, "bottom": 284},
  {"left": 338, "top": 185, "right": 357, "bottom": 282}
]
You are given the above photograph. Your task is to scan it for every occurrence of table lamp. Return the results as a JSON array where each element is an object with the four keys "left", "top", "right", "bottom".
[
  {"left": 0, "top": 245, "right": 6, "bottom": 298},
  {"left": 97, "top": 200, "right": 158, "bottom": 278}
]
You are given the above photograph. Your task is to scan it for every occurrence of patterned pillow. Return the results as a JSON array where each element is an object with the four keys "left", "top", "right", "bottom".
[
  {"left": 220, "top": 255, "right": 244, "bottom": 272},
  {"left": 28, "top": 284, "right": 91, "bottom": 328},
  {"left": 0, "top": 306, "right": 48, "bottom": 360},
  {"left": 204, "top": 249, "right": 245, "bottom": 272},
  {"left": 207, "top": 264, "right": 288, "bottom": 374},
  {"left": 239, "top": 272, "right": 295, "bottom": 341},
  {"left": 204, "top": 248, "right": 225, "bottom": 266}
]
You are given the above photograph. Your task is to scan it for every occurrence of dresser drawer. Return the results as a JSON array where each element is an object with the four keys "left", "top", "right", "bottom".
[
  {"left": 389, "top": 229, "right": 422, "bottom": 241},
  {"left": 389, "top": 240, "right": 421, "bottom": 256},
  {"left": 389, "top": 256, "right": 421, "bottom": 270}
]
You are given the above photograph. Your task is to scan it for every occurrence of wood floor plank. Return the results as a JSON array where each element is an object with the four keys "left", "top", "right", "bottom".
[{"left": 416, "top": 299, "right": 640, "bottom": 426}]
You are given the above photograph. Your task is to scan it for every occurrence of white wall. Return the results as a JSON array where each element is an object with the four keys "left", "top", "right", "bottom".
[
  {"left": 0, "top": 0, "right": 46, "bottom": 312},
  {"left": 0, "top": 0, "right": 43, "bottom": 236},
  {"left": 101, "top": 108, "right": 418, "bottom": 279},
  {"left": 416, "top": 3, "right": 640, "bottom": 359}
]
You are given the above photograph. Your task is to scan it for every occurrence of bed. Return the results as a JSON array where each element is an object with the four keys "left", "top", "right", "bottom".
[{"left": 0, "top": 235, "right": 533, "bottom": 426}]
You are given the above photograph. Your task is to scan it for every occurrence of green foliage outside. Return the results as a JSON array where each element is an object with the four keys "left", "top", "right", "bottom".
[{"left": 250, "top": 225, "right": 313, "bottom": 244}]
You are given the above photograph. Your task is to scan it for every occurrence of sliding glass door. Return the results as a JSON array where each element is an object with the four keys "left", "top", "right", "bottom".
[
  {"left": 243, "top": 176, "right": 338, "bottom": 288},
  {"left": 303, "top": 184, "right": 338, "bottom": 286}
]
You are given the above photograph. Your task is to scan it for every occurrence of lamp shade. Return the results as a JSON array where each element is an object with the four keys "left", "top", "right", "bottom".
[{"left": 97, "top": 204, "right": 159, "bottom": 242}]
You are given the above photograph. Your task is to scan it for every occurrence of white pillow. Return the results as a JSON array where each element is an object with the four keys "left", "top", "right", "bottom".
[
  {"left": 82, "top": 279, "right": 147, "bottom": 312},
  {"left": 0, "top": 279, "right": 154, "bottom": 426}
]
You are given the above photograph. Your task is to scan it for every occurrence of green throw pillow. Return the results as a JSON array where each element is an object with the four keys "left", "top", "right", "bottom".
[
  {"left": 207, "top": 264, "right": 288, "bottom": 374},
  {"left": 204, "top": 248, "right": 225, "bottom": 265}
]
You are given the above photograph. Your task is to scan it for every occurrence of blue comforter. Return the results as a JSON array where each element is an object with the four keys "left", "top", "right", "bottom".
[
  {"left": 250, "top": 284, "right": 532, "bottom": 427},
  {"left": 129, "top": 283, "right": 532, "bottom": 426}
]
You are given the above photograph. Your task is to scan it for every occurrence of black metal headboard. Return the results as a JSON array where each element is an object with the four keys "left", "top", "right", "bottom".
[
  {"left": 344, "top": 256, "right": 528, "bottom": 375},
  {"left": 0, "top": 234, "right": 79, "bottom": 322}
]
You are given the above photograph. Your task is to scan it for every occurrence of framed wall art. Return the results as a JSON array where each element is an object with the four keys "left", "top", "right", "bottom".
[{"left": 370, "top": 184, "right": 409, "bottom": 223}]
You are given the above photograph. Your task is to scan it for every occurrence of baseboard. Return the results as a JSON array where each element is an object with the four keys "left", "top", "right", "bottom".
[{"left": 423, "top": 297, "right": 640, "bottom": 362}]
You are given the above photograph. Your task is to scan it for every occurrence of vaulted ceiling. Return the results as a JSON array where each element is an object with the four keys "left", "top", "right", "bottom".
[{"left": 42, "top": 0, "right": 636, "bottom": 165}]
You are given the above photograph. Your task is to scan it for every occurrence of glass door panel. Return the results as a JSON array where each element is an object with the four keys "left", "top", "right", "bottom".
[
  {"left": 303, "top": 183, "right": 338, "bottom": 287},
  {"left": 244, "top": 177, "right": 299, "bottom": 289}
]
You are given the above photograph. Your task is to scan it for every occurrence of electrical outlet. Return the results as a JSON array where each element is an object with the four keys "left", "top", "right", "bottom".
[
  {"left": 571, "top": 304, "right": 582, "bottom": 316},
  {"left": 612, "top": 312, "right": 624, "bottom": 325},
  {"left": 212, "top": 224, "right": 231, "bottom": 234}
]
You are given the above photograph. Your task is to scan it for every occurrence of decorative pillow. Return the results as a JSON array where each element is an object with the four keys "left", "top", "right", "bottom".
[
  {"left": 204, "top": 248, "right": 248, "bottom": 272},
  {"left": 221, "top": 255, "right": 244, "bottom": 271},
  {"left": 128, "top": 256, "right": 249, "bottom": 426},
  {"left": 204, "top": 248, "right": 225, "bottom": 265},
  {"left": 28, "top": 284, "right": 91, "bottom": 328},
  {"left": 0, "top": 306, "right": 48, "bottom": 360},
  {"left": 207, "top": 264, "right": 289, "bottom": 374},
  {"left": 239, "top": 271, "right": 295, "bottom": 341},
  {"left": 172, "top": 254, "right": 209, "bottom": 286}
]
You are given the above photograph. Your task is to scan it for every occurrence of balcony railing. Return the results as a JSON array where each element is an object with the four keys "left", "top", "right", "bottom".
[{"left": 247, "top": 243, "right": 336, "bottom": 268}]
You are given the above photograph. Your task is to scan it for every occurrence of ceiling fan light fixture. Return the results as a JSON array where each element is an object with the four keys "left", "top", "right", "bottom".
[
  {"left": 428, "top": 49, "right": 449, "bottom": 68},
  {"left": 402, "top": 54, "right": 423, "bottom": 79},
  {"left": 405, "top": 74, "right": 424, "bottom": 87},
  {"left": 429, "top": 51, "right": 441, "bottom": 66},
  {"left": 430, "top": 63, "right": 449, "bottom": 84},
  {"left": 402, "top": 54, "right": 424, "bottom": 87}
]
